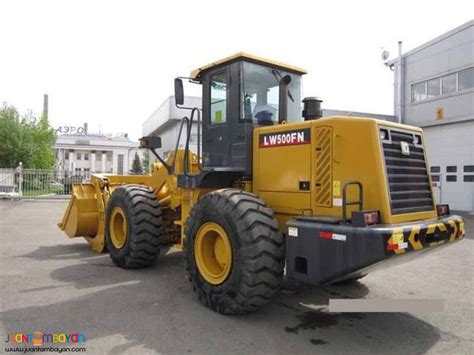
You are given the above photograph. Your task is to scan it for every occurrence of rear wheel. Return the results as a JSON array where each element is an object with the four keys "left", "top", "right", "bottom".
[
  {"left": 105, "top": 185, "right": 163, "bottom": 268},
  {"left": 185, "top": 188, "right": 285, "bottom": 314}
]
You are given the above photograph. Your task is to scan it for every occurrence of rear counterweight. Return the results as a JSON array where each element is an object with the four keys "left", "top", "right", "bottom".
[{"left": 285, "top": 215, "right": 465, "bottom": 286}]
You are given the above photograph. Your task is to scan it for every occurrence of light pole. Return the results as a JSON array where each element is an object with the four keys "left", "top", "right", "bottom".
[
  {"left": 396, "top": 41, "right": 403, "bottom": 124},
  {"left": 381, "top": 41, "right": 403, "bottom": 123}
]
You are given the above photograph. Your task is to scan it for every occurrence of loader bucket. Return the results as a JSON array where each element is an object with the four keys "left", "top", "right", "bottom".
[{"left": 58, "top": 183, "right": 99, "bottom": 239}]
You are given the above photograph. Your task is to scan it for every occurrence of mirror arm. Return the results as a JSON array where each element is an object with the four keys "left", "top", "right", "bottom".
[{"left": 149, "top": 148, "right": 170, "bottom": 172}]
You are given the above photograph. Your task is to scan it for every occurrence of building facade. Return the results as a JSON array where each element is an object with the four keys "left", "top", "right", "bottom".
[
  {"left": 54, "top": 133, "right": 143, "bottom": 176},
  {"left": 391, "top": 20, "right": 474, "bottom": 211},
  {"left": 322, "top": 109, "right": 395, "bottom": 122},
  {"left": 142, "top": 96, "right": 202, "bottom": 159}
]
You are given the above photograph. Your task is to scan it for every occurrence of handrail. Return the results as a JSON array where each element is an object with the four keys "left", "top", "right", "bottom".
[
  {"left": 172, "top": 107, "right": 202, "bottom": 177},
  {"left": 171, "top": 116, "right": 189, "bottom": 174},
  {"left": 342, "top": 180, "right": 364, "bottom": 223}
]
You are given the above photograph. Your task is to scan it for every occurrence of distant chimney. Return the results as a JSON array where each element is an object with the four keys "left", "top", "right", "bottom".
[
  {"left": 84, "top": 122, "right": 88, "bottom": 135},
  {"left": 43, "top": 94, "right": 49, "bottom": 119}
]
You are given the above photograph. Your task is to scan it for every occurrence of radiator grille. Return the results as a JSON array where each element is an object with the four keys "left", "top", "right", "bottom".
[
  {"left": 315, "top": 127, "right": 332, "bottom": 207},
  {"left": 381, "top": 128, "right": 434, "bottom": 215}
]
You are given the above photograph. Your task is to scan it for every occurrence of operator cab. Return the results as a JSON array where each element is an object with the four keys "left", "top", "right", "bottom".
[{"left": 175, "top": 52, "right": 306, "bottom": 186}]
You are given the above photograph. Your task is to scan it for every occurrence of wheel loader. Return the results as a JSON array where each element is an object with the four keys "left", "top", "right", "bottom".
[{"left": 59, "top": 52, "right": 466, "bottom": 314}]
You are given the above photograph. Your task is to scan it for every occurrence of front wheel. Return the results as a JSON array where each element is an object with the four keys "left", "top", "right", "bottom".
[
  {"left": 185, "top": 189, "right": 285, "bottom": 314},
  {"left": 105, "top": 185, "right": 163, "bottom": 268}
]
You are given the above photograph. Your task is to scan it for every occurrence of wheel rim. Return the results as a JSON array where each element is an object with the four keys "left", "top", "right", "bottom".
[
  {"left": 194, "top": 222, "right": 232, "bottom": 285},
  {"left": 110, "top": 207, "right": 128, "bottom": 249}
]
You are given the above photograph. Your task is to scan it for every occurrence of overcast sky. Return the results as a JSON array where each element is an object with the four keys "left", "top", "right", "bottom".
[{"left": 0, "top": 0, "right": 472, "bottom": 140}]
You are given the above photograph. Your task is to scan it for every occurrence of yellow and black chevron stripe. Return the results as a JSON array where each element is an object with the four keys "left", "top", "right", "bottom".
[{"left": 386, "top": 216, "right": 465, "bottom": 255}]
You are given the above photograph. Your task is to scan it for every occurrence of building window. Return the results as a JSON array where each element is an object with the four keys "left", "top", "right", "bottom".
[
  {"left": 107, "top": 153, "right": 112, "bottom": 162},
  {"left": 464, "top": 165, "right": 474, "bottom": 173},
  {"left": 464, "top": 175, "right": 474, "bottom": 182},
  {"left": 431, "top": 175, "right": 440, "bottom": 182},
  {"left": 96, "top": 154, "right": 102, "bottom": 161},
  {"left": 446, "top": 166, "right": 457, "bottom": 173},
  {"left": 411, "top": 67, "right": 473, "bottom": 103},
  {"left": 446, "top": 175, "right": 457, "bottom": 182},
  {"left": 84, "top": 153, "right": 89, "bottom": 161},
  {"left": 76, "top": 152, "right": 82, "bottom": 160},
  {"left": 412, "top": 82, "right": 426, "bottom": 102},
  {"left": 441, "top": 73, "right": 457, "bottom": 95},
  {"left": 458, "top": 67, "right": 474, "bottom": 91},
  {"left": 430, "top": 166, "right": 440, "bottom": 173},
  {"left": 117, "top": 154, "right": 124, "bottom": 175},
  {"left": 427, "top": 78, "right": 441, "bottom": 98}
]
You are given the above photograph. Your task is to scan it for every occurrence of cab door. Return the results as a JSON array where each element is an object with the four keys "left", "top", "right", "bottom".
[{"left": 202, "top": 63, "right": 243, "bottom": 169}]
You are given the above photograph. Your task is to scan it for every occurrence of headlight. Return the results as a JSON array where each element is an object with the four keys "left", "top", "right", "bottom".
[{"left": 380, "top": 129, "right": 389, "bottom": 140}]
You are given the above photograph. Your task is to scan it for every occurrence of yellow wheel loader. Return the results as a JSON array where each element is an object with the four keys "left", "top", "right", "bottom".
[{"left": 59, "top": 52, "right": 466, "bottom": 314}]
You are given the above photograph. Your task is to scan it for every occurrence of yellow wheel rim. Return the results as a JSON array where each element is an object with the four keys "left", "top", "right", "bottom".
[
  {"left": 109, "top": 207, "right": 128, "bottom": 249},
  {"left": 194, "top": 222, "right": 232, "bottom": 285}
]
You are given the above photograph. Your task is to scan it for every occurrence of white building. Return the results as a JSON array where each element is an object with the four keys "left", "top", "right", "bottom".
[
  {"left": 142, "top": 96, "right": 202, "bottom": 159},
  {"left": 389, "top": 20, "right": 474, "bottom": 211},
  {"left": 54, "top": 133, "right": 143, "bottom": 176}
]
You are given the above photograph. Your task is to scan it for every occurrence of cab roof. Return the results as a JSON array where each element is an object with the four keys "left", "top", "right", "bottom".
[{"left": 190, "top": 52, "right": 307, "bottom": 79}]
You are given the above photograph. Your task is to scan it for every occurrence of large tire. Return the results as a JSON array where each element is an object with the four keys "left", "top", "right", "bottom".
[
  {"left": 105, "top": 185, "right": 163, "bottom": 268},
  {"left": 185, "top": 188, "right": 285, "bottom": 314}
]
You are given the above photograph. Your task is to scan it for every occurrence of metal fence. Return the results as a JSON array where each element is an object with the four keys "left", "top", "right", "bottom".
[{"left": 0, "top": 168, "right": 108, "bottom": 199}]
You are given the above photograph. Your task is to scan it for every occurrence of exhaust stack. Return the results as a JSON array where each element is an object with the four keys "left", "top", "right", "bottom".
[{"left": 302, "top": 97, "right": 323, "bottom": 121}]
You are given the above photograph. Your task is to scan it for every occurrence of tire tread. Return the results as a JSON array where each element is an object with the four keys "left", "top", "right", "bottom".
[
  {"left": 185, "top": 188, "right": 285, "bottom": 314},
  {"left": 106, "top": 184, "right": 163, "bottom": 268}
]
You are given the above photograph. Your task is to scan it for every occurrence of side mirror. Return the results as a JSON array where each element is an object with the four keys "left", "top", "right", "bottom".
[
  {"left": 139, "top": 136, "right": 162, "bottom": 149},
  {"left": 278, "top": 75, "right": 292, "bottom": 123},
  {"left": 174, "top": 78, "right": 184, "bottom": 106}
]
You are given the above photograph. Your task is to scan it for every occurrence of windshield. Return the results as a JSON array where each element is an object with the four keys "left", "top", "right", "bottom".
[{"left": 241, "top": 62, "right": 302, "bottom": 124}]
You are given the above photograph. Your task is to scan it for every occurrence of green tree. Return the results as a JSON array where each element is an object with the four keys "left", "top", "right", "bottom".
[
  {"left": 0, "top": 103, "right": 56, "bottom": 169},
  {"left": 142, "top": 149, "right": 150, "bottom": 174},
  {"left": 30, "top": 114, "right": 56, "bottom": 168},
  {"left": 131, "top": 152, "right": 143, "bottom": 174}
]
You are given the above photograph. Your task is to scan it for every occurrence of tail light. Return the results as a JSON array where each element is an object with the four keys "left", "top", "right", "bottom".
[
  {"left": 436, "top": 204, "right": 450, "bottom": 217},
  {"left": 351, "top": 211, "right": 381, "bottom": 227}
]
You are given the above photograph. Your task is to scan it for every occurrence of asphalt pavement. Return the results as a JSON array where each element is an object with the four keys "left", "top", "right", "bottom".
[{"left": 1, "top": 200, "right": 473, "bottom": 354}]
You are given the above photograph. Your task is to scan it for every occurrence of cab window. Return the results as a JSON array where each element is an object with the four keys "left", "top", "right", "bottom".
[
  {"left": 241, "top": 62, "right": 301, "bottom": 124},
  {"left": 210, "top": 72, "right": 227, "bottom": 124}
]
